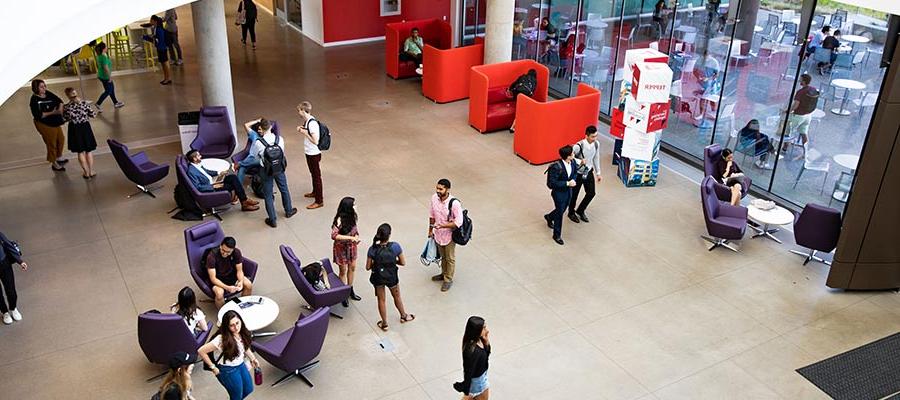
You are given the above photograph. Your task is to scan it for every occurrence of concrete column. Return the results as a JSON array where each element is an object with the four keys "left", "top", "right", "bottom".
[
  {"left": 192, "top": 0, "right": 237, "bottom": 139},
  {"left": 484, "top": 0, "right": 514, "bottom": 64}
]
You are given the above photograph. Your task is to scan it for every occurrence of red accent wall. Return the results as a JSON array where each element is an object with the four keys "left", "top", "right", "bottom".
[{"left": 322, "top": 0, "right": 451, "bottom": 43}]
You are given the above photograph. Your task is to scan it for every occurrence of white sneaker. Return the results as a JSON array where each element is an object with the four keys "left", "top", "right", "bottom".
[
  {"left": 2, "top": 313, "right": 11, "bottom": 325},
  {"left": 94, "top": 103, "right": 103, "bottom": 114},
  {"left": 10, "top": 309, "right": 21, "bottom": 321},
  {"left": 114, "top": 102, "right": 125, "bottom": 108},
  {"left": 415, "top": 67, "right": 423, "bottom": 75}
]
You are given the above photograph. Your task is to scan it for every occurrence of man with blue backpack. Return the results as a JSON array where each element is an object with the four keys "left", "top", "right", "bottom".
[
  {"left": 250, "top": 116, "right": 297, "bottom": 228},
  {"left": 428, "top": 179, "right": 472, "bottom": 292}
]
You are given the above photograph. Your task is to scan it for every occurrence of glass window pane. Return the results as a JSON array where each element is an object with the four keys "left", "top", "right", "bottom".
[{"left": 579, "top": 0, "right": 621, "bottom": 114}]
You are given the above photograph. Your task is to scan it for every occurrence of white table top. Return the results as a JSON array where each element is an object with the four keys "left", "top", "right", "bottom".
[
  {"left": 514, "top": 7, "right": 528, "bottom": 13},
  {"left": 583, "top": 20, "right": 608, "bottom": 28},
  {"left": 747, "top": 204, "right": 794, "bottom": 226},
  {"left": 200, "top": 158, "right": 232, "bottom": 173},
  {"left": 217, "top": 295, "right": 280, "bottom": 332},
  {"left": 831, "top": 79, "right": 866, "bottom": 91},
  {"left": 841, "top": 34, "right": 871, "bottom": 44},
  {"left": 834, "top": 154, "right": 860, "bottom": 170}
]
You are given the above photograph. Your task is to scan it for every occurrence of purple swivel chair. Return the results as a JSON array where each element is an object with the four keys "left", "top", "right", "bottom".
[
  {"left": 175, "top": 155, "right": 232, "bottom": 220},
  {"left": 701, "top": 176, "right": 748, "bottom": 252},
  {"left": 107, "top": 139, "right": 169, "bottom": 198},
  {"left": 790, "top": 203, "right": 842, "bottom": 265},
  {"left": 280, "top": 245, "right": 351, "bottom": 319},
  {"left": 184, "top": 220, "right": 258, "bottom": 301},
  {"left": 138, "top": 311, "right": 210, "bottom": 380},
  {"left": 704, "top": 143, "right": 751, "bottom": 200},
  {"left": 191, "top": 106, "right": 236, "bottom": 159},
  {"left": 251, "top": 307, "right": 330, "bottom": 387}
]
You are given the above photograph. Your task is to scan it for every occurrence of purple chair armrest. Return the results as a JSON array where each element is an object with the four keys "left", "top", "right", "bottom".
[
  {"left": 251, "top": 327, "right": 292, "bottom": 358},
  {"left": 318, "top": 282, "right": 352, "bottom": 306},
  {"left": 241, "top": 257, "right": 259, "bottom": 281},
  {"left": 321, "top": 258, "right": 336, "bottom": 275},
  {"left": 719, "top": 203, "right": 748, "bottom": 219},
  {"left": 195, "top": 323, "right": 211, "bottom": 346},
  {"left": 132, "top": 151, "right": 150, "bottom": 165},
  {"left": 712, "top": 182, "right": 732, "bottom": 201}
]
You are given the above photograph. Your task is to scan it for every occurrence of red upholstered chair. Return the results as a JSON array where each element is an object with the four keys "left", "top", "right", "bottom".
[
  {"left": 385, "top": 19, "right": 452, "bottom": 79},
  {"left": 514, "top": 83, "right": 601, "bottom": 165},
  {"left": 422, "top": 43, "right": 484, "bottom": 103},
  {"left": 468, "top": 60, "right": 549, "bottom": 133}
]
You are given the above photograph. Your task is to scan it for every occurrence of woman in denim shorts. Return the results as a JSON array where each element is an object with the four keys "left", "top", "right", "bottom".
[{"left": 454, "top": 316, "right": 491, "bottom": 399}]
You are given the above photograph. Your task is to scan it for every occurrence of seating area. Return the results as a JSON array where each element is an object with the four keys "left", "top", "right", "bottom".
[
  {"left": 108, "top": 138, "right": 170, "bottom": 198},
  {"left": 421, "top": 42, "right": 484, "bottom": 103},
  {"left": 514, "top": 83, "right": 601, "bottom": 164},
  {"left": 468, "top": 60, "right": 549, "bottom": 133},
  {"left": 384, "top": 19, "right": 452, "bottom": 80}
]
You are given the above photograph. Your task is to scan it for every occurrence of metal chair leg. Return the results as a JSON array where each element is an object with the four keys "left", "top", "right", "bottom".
[{"left": 270, "top": 360, "right": 319, "bottom": 388}]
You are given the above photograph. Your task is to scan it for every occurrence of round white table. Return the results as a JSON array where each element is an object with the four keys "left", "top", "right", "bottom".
[
  {"left": 830, "top": 79, "right": 866, "bottom": 116},
  {"left": 841, "top": 34, "right": 871, "bottom": 45},
  {"left": 747, "top": 204, "right": 794, "bottom": 243},
  {"left": 200, "top": 158, "right": 232, "bottom": 174},
  {"left": 218, "top": 295, "right": 280, "bottom": 337},
  {"left": 515, "top": 7, "right": 528, "bottom": 13},
  {"left": 834, "top": 154, "right": 860, "bottom": 171}
]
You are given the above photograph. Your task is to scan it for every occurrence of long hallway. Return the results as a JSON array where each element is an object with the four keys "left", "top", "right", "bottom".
[{"left": 0, "top": 2, "right": 898, "bottom": 399}]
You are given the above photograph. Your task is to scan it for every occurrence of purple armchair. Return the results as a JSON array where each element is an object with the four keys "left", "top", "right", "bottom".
[
  {"left": 704, "top": 144, "right": 751, "bottom": 200},
  {"left": 190, "top": 106, "right": 236, "bottom": 159},
  {"left": 280, "top": 245, "right": 351, "bottom": 319},
  {"left": 701, "top": 176, "right": 748, "bottom": 252},
  {"left": 107, "top": 139, "right": 169, "bottom": 198},
  {"left": 138, "top": 311, "right": 210, "bottom": 380},
  {"left": 184, "top": 220, "right": 258, "bottom": 300},
  {"left": 175, "top": 155, "right": 232, "bottom": 220},
  {"left": 251, "top": 307, "right": 330, "bottom": 387},
  {"left": 790, "top": 203, "right": 842, "bottom": 265}
]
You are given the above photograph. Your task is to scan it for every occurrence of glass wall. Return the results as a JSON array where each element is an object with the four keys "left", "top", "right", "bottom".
[{"left": 485, "top": 0, "right": 892, "bottom": 211}]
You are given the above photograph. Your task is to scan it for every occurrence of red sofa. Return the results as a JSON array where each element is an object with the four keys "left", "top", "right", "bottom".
[
  {"left": 514, "top": 83, "right": 601, "bottom": 165},
  {"left": 385, "top": 19, "right": 452, "bottom": 80},
  {"left": 422, "top": 43, "right": 484, "bottom": 103},
  {"left": 468, "top": 60, "right": 549, "bottom": 133}
]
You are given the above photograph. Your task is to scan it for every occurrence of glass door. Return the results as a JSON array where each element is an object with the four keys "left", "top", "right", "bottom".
[
  {"left": 461, "top": 0, "right": 487, "bottom": 45},
  {"left": 288, "top": 0, "right": 302, "bottom": 29}
]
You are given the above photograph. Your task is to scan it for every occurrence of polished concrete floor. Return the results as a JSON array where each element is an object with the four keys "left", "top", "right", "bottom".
[{"left": 0, "top": 3, "right": 899, "bottom": 400}]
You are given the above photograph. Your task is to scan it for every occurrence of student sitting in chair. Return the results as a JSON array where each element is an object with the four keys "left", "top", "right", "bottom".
[{"left": 302, "top": 261, "right": 331, "bottom": 292}]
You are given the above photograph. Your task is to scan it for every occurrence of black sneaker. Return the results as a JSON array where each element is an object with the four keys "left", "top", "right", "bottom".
[
  {"left": 568, "top": 212, "right": 580, "bottom": 223},
  {"left": 285, "top": 208, "right": 298, "bottom": 218},
  {"left": 578, "top": 213, "right": 590, "bottom": 223},
  {"left": 265, "top": 218, "right": 277, "bottom": 228},
  {"left": 341, "top": 300, "right": 349, "bottom": 308},
  {"left": 553, "top": 237, "right": 565, "bottom": 245},
  {"left": 544, "top": 214, "right": 554, "bottom": 229}
]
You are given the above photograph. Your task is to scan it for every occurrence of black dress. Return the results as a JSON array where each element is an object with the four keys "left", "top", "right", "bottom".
[
  {"left": 715, "top": 159, "right": 742, "bottom": 187},
  {"left": 62, "top": 101, "right": 97, "bottom": 153}
]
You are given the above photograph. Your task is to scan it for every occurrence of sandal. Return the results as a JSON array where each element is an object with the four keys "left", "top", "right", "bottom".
[
  {"left": 400, "top": 314, "right": 416, "bottom": 323},
  {"left": 376, "top": 321, "right": 389, "bottom": 331}
]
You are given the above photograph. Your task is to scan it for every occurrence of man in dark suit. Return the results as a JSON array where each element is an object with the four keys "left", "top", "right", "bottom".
[
  {"left": 544, "top": 145, "right": 578, "bottom": 245},
  {"left": 185, "top": 149, "right": 259, "bottom": 212}
]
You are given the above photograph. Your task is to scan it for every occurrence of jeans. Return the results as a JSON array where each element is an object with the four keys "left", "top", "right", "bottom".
[
  {"left": 262, "top": 171, "right": 293, "bottom": 221},
  {"left": 0, "top": 260, "right": 17, "bottom": 313},
  {"left": 568, "top": 170, "right": 596, "bottom": 215},
  {"left": 235, "top": 156, "right": 258, "bottom": 185},
  {"left": 216, "top": 363, "right": 253, "bottom": 400},
  {"left": 470, "top": 372, "right": 489, "bottom": 396},
  {"left": 96, "top": 78, "right": 119, "bottom": 105},
  {"left": 546, "top": 190, "right": 571, "bottom": 239},
  {"left": 305, "top": 154, "right": 323, "bottom": 203}
]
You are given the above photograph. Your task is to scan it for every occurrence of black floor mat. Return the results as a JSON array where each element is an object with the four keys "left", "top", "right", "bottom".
[{"left": 797, "top": 332, "right": 900, "bottom": 400}]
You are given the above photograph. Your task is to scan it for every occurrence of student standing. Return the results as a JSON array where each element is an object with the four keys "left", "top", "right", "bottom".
[
  {"left": 157, "top": 352, "right": 197, "bottom": 400},
  {"left": 250, "top": 117, "right": 297, "bottom": 227},
  {"left": 544, "top": 146, "right": 577, "bottom": 245},
  {"left": 164, "top": 8, "right": 184, "bottom": 65},
  {"left": 198, "top": 311, "right": 260, "bottom": 400},
  {"left": 428, "top": 178, "right": 462, "bottom": 292},
  {"left": 144, "top": 15, "right": 171, "bottom": 85},
  {"left": 238, "top": 0, "right": 258, "bottom": 50},
  {"left": 366, "top": 223, "right": 415, "bottom": 331},
  {"left": 568, "top": 126, "right": 602, "bottom": 223},
  {"left": 0, "top": 231, "right": 28, "bottom": 325},
  {"left": 29, "top": 79, "right": 68, "bottom": 171},
  {"left": 453, "top": 316, "right": 491, "bottom": 400},
  {"left": 93, "top": 43, "right": 124, "bottom": 111},
  {"left": 296, "top": 101, "right": 324, "bottom": 209},
  {"left": 332, "top": 197, "right": 362, "bottom": 305},
  {"left": 62, "top": 88, "right": 98, "bottom": 179}
]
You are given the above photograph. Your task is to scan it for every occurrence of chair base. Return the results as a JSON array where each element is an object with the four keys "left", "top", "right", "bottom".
[
  {"left": 701, "top": 235, "right": 740, "bottom": 252},
  {"left": 790, "top": 249, "right": 831, "bottom": 266},
  {"left": 127, "top": 183, "right": 163, "bottom": 199},
  {"left": 303, "top": 304, "right": 344, "bottom": 319},
  {"left": 203, "top": 207, "right": 226, "bottom": 221},
  {"left": 271, "top": 360, "right": 319, "bottom": 388}
]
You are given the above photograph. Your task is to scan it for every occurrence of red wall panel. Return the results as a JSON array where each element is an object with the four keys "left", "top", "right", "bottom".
[{"left": 323, "top": 0, "right": 451, "bottom": 43}]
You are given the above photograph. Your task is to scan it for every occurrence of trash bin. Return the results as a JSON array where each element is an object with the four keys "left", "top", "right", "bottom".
[{"left": 178, "top": 111, "right": 200, "bottom": 154}]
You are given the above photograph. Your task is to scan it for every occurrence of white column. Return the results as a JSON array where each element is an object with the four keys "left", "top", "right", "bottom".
[
  {"left": 192, "top": 0, "right": 237, "bottom": 139},
  {"left": 484, "top": 0, "right": 515, "bottom": 64}
]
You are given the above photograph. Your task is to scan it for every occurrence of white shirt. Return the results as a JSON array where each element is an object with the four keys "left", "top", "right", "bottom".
[
  {"left": 574, "top": 139, "right": 602, "bottom": 175},
  {"left": 191, "top": 162, "right": 215, "bottom": 184},
  {"left": 303, "top": 116, "right": 321, "bottom": 156},
  {"left": 563, "top": 159, "right": 572, "bottom": 177},
  {"left": 210, "top": 334, "right": 246, "bottom": 367},
  {"left": 249, "top": 131, "right": 286, "bottom": 167},
  {"left": 171, "top": 305, "right": 206, "bottom": 334}
]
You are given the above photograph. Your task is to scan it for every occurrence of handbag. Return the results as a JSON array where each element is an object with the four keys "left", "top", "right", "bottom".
[
  {"left": 235, "top": 9, "right": 246, "bottom": 25},
  {"left": 254, "top": 366, "right": 263, "bottom": 385},
  {"left": 420, "top": 237, "right": 441, "bottom": 266},
  {"left": 574, "top": 142, "right": 591, "bottom": 180}
]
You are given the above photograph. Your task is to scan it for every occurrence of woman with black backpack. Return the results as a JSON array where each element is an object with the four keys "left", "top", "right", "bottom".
[
  {"left": 507, "top": 69, "right": 537, "bottom": 133},
  {"left": 366, "top": 223, "right": 414, "bottom": 331}
]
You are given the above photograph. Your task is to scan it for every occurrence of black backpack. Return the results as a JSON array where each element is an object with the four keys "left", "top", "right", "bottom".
[
  {"left": 258, "top": 136, "right": 286, "bottom": 175},
  {"left": 250, "top": 174, "right": 265, "bottom": 198},
  {"left": 306, "top": 118, "right": 331, "bottom": 151},
  {"left": 171, "top": 184, "right": 203, "bottom": 221},
  {"left": 448, "top": 198, "right": 472, "bottom": 246}
]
